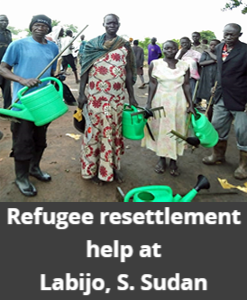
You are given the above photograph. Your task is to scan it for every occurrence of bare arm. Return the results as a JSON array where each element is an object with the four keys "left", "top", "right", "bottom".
[
  {"left": 182, "top": 69, "right": 196, "bottom": 115},
  {"left": 77, "top": 70, "right": 89, "bottom": 109},
  {"left": 0, "top": 62, "right": 41, "bottom": 87},
  {"left": 125, "top": 54, "right": 138, "bottom": 107},
  {"left": 199, "top": 59, "right": 216, "bottom": 67},
  {"left": 177, "top": 48, "right": 187, "bottom": 60},
  {"left": 146, "top": 62, "right": 158, "bottom": 109}
]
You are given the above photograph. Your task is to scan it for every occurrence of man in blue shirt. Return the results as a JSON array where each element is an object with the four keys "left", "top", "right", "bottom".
[{"left": 0, "top": 14, "right": 59, "bottom": 197}]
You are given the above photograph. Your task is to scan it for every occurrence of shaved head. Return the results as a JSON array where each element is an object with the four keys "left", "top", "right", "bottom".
[{"left": 224, "top": 23, "right": 242, "bottom": 34}]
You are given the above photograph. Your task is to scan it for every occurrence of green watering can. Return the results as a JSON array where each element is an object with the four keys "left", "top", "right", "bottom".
[
  {"left": 123, "top": 175, "right": 210, "bottom": 202},
  {"left": 191, "top": 108, "right": 218, "bottom": 148},
  {"left": 122, "top": 104, "right": 147, "bottom": 140},
  {"left": 0, "top": 77, "right": 68, "bottom": 126}
]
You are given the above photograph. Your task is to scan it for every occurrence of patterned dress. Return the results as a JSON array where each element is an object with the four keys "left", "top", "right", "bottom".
[
  {"left": 141, "top": 59, "right": 189, "bottom": 160},
  {"left": 80, "top": 46, "right": 128, "bottom": 181}
]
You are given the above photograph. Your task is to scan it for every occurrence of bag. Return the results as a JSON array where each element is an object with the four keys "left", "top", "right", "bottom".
[{"left": 73, "top": 108, "right": 85, "bottom": 133}]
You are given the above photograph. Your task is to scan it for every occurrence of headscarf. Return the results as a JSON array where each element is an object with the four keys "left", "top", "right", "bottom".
[
  {"left": 80, "top": 33, "right": 136, "bottom": 84},
  {"left": 50, "top": 25, "right": 63, "bottom": 51},
  {"left": 51, "top": 26, "right": 63, "bottom": 44}
]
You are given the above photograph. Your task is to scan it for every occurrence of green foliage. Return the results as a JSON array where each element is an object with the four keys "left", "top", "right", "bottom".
[
  {"left": 138, "top": 38, "right": 150, "bottom": 61},
  {"left": 172, "top": 39, "right": 180, "bottom": 46},
  {"left": 199, "top": 30, "right": 216, "bottom": 42},
  {"left": 138, "top": 37, "right": 150, "bottom": 50},
  {"left": 64, "top": 24, "right": 78, "bottom": 33},
  {"left": 7, "top": 26, "right": 21, "bottom": 35},
  {"left": 52, "top": 20, "right": 61, "bottom": 27},
  {"left": 24, "top": 28, "right": 32, "bottom": 37},
  {"left": 223, "top": 0, "right": 247, "bottom": 14}
]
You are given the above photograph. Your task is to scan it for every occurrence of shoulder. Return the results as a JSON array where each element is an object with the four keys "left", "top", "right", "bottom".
[
  {"left": 191, "top": 49, "right": 201, "bottom": 58},
  {"left": 47, "top": 40, "right": 59, "bottom": 50},
  {"left": 238, "top": 41, "right": 247, "bottom": 49},
  {"left": 178, "top": 59, "right": 189, "bottom": 70},
  {"left": 7, "top": 37, "right": 28, "bottom": 48},
  {"left": 5, "top": 29, "right": 12, "bottom": 35}
]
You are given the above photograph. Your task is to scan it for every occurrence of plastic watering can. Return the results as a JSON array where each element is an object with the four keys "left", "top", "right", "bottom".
[
  {"left": 191, "top": 109, "right": 218, "bottom": 148},
  {"left": 124, "top": 175, "right": 210, "bottom": 202},
  {"left": 122, "top": 104, "right": 147, "bottom": 140},
  {"left": 0, "top": 77, "right": 68, "bottom": 126}
]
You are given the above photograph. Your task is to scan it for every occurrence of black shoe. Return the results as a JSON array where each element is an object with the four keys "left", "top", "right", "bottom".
[
  {"left": 15, "top": 160, "right": 37, "bottom": 197},
  {"left": 29, "top": 169, "right": 51, "bottom": 182},
  {"left": 29, "top": 149, "right": 51, "bottom": 182}
]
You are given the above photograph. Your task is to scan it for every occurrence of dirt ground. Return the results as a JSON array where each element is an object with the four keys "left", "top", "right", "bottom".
[{"left": 0, "top": 68, "right": 246, "bottom": 202}]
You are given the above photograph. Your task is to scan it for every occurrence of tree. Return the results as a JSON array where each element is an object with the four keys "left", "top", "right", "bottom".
[
  {"left": 223, "top": 0, "right": 247, "bottom": 14},
  {"left": 52, "top": 20, "right": 61, "bottom": 27},
  {"left": 7, "top": 26, "right": 22, "bottom": 35},
  {"left": 199, "top": 30, "right": 216, "bottom": 42},
  {"left": 64, "top": 24, "right": 78, "bottom": 33}
]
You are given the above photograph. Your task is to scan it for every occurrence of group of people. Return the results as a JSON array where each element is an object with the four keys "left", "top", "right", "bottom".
[{"left": 0, "top": 13, "right": 247, "bottom": 198}]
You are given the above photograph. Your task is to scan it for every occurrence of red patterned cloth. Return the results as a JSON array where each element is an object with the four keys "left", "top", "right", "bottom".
[
  {"left": 80, "top": 46, "right": 128, "bottom": 181},
  {"left": 222, "top": 44, "right": 232, "bottom": 61}
]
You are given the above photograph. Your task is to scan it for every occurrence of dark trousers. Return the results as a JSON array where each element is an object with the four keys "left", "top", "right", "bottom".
[
  {"left": 0, "top": 75, "right": 12, "bottom": 108},
  {"left": 10, "top": 120, "right": 49, "bottom": 161},
  {"left": 62, "top": 54, "right": 77, "bottom": 72}
]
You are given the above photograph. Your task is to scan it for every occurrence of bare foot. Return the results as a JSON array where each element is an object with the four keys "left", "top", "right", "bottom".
[
  {"left": 154, "top": 157, "right": 166, "bottom": 174},
  {"left": 169, "top": 159, "right": 180, "bottom": 177},
  {"left": 91, "top": 176, "right": 104, "bottom": 186},
  {"left": 114, "top": 170, "right": 124, "bottom": 183}
]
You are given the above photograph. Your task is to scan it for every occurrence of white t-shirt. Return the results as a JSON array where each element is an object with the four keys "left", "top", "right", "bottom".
[{"left": 62, "top": 36, "right": 73, "bottom": 56}]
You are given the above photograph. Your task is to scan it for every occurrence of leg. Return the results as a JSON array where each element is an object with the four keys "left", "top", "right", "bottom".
[
  {"left": 1, "top": 77, "right": 12, "bottom": 108},
  {"left": 11, "top": 121, "right": 37, "bottom": 196},
  {"left": 68, "top": 54, "right": 80, "bottom": 83},
  {"left": 232, "top": 111, "right": 247, "bottom": 179},
  {"left": 29, "top": 123, "right": 51, "bottom": 182},
  {"left": 189, "top": 78, "right": 196, "bottom": 101},
  {"left": 203, "top": 99, "right": 232, "bottom": 165},
  {"left": 61, "top": 56, "right": 68, "bottom": 73}
]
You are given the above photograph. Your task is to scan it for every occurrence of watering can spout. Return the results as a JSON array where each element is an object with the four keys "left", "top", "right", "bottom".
[
  {"left": 194, "top": 175, "right": 210, "bottom": 192},
  {"left": 179, "top": 175, "right": 210, "bottom": 202}
]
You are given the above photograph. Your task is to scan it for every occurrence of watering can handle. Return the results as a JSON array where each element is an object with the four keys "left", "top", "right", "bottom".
[
  {"left": 124, "top": 187, "right": 145, "bottom": 202},
  {"left": 17, "top": 77, "right": 63, "bottom": 100}
]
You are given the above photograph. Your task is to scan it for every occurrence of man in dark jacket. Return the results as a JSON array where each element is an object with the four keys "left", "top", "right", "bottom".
[
  {"left": 132, "top": 40, "right": 145, "bottom": 88},
  {"left": 202, "top": 23, "right": 247, "bottom": 180},
  {"left": 0, "top": 14, "right": 12, "bottom": 108}
]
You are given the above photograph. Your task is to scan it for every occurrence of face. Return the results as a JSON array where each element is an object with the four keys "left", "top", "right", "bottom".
[
  {"left": 32, "top": 22, "right": 50, "bottom": 38},
  {"left": 209, "top": 41, "right": 219, "bottom": 53},
  {"left": 151, "top": 38, "right": 157, "bottom": 44},
  {"left": 180, "top": 38, "right": 191, "bottom": 50},
  {"left": 0, "top": 15, "right": 9, "bottom": 31},
  {"left": 223, "top": 25, "right": 241, "bottom": 47},
  {"left": 192, "top": 33, "right": 200, "bottom": 43},
  {"left": 103, "top": 15, "right": 120, "bottom": 36},
  {"left": 163, "top": 42, "right": 178, "bottom": 58}
]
